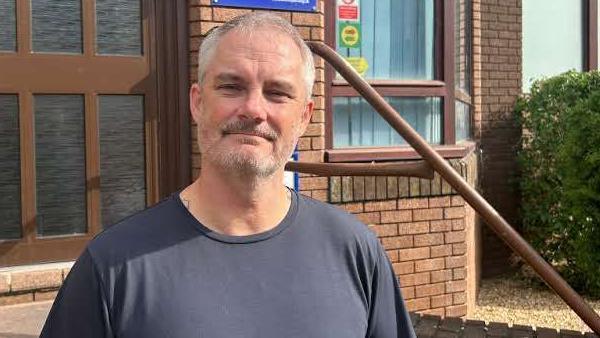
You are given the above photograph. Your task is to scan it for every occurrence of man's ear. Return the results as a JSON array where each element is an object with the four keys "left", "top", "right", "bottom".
[
  {"left": 299, "top": 99, "right": 314, "bottom": 134},
  {"left": 189, "top": 83, "right": 202, "bottom": 124}
]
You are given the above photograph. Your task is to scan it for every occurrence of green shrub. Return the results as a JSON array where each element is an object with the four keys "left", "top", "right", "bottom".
[{"left": 515, "top": 71, "right": 600, "bottom": 298}]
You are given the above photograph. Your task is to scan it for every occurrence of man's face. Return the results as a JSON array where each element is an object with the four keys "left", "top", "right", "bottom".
[{"left": 190, "top": 28, "right": 313, "bottom": 178}]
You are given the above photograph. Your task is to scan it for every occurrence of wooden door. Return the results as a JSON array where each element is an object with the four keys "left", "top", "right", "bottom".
[{"left": 0, "top": 0, "right": 189, "bottom": 266}]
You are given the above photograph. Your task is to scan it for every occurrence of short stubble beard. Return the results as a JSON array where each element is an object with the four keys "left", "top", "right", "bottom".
[{"left": 198, "top": 115, "right": 301, "bottom": 180}]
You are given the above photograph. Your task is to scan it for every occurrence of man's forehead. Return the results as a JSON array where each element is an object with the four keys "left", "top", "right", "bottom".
[
  {"left": 206, "top": 30, "right": 304, "bottom": 82},
  {"left": 216, "top": 28, "right": 302, "bottom": 60}
]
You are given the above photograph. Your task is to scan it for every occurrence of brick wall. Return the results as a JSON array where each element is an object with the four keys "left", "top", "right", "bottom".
[
  {"left": 472, "top": 0, "right": 522, "bottom": 277},
  {"left": 327, "top": 160, "right": 470, "bottom": 203},
  {"left": 329, "top": 152, "right": 479, "bottom": 317}
]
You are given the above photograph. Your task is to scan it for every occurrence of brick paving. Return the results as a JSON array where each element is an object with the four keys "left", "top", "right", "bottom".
[{"left": 410, "top": 313, "right": 599, "bottom": 338}]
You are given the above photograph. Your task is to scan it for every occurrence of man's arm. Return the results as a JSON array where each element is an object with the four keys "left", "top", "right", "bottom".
[
  {"left": 40, "top": 248, "right": 114, "bottom": 338},
  {"left": 366, "top": 246, "right": 416, "bottom": 338}
]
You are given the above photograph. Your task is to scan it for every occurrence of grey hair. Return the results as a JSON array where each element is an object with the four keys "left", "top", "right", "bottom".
[{"left": 197, "top": 12, "right": 315, "bottom": 100}]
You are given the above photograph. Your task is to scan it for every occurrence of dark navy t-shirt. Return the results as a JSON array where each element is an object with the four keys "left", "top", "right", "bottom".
[{"left": 41, "top": 190, "right": 415, "bottom": 338}]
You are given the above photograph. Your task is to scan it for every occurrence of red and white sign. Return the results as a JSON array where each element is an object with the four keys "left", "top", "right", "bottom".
[{"left": 337, "top": 0, "right": 359, "bottom": 22}]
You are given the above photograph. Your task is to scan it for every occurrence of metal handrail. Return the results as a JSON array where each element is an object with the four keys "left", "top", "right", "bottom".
[{"left": 286, "top": 41, "right": 600, "bottom": 333}]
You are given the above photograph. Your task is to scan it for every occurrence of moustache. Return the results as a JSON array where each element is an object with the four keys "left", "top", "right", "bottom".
[{"left": 221, "top": 120, "right": 278, "bottom": 141}]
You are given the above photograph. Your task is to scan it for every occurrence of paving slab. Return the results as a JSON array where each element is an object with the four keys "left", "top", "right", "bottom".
[{"left": 0, "top": 301, "right": 52, "bottom": 338}]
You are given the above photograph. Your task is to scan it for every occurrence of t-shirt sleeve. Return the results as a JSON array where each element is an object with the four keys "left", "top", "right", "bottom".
[
  {"left": 366, "top": 246, "right": 416, "bottom": 338},
  {"left": 40, "top": 248, "right": 114, "bottom": 338}
]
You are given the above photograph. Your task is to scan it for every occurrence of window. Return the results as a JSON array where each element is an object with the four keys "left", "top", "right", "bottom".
[
  {"left": 454, "top": 0, "right": 471, "bottom": 143},
  {"left": 522, "top": 0, "right": 599, "bottom": 91},
  {"left": 326, "top": 0, "right": 472, "bottom": 161},
  {"left": 335, "top": 0, "right": 435, "bottom": 81},
  {"left": 333, "top": 97, "right": 442, "bottom": 147},
  {"left": 522, "top": 0, "right": 584, "bottom": 91}
]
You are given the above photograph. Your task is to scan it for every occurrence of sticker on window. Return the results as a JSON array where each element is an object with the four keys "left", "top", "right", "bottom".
[
  {"left": 344, "top": 57, "right": 369, "bottom": 76},
  {"left": 337, "top": 0, "right": 360, "bottom": 22},
  {"left": 339, "top": 22, "right": 361, "bottom": 48}
]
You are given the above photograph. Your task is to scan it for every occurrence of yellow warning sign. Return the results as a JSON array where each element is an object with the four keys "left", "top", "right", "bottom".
[
  {"left": 339, "top": 23, "right": 361, "bottom": 48},
  {"left": 345, "top": 57, "right": 369, "bottom": 76}
]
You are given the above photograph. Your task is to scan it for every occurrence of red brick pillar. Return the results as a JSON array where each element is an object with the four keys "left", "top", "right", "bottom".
[{"left": 472, "top": 0, "right": 522, "bottom": 277}]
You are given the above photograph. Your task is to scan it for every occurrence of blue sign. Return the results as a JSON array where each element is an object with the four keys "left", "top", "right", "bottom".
[
  {"left": 284, "top": 151, "right": 299, "bottom": 191},
  {"left": 212, "top": 0, "right": 317, "bottom": 13}
]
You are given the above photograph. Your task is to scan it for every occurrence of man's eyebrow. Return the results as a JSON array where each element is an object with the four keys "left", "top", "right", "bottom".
[
  {"left": 265, "top": 79, "right": 296, "bottom": 93},
  {"left": 214, "top": 73, "right": 245, "bottom": 84}
]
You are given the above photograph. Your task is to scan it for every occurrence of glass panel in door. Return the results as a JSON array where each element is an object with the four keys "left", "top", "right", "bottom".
[
  {"left": 0, "top": 0, "right": 16, "bottom": 52},
  {"left": 31, "top": 0, "right": 83, "bottom": 53},
  {"left": 34, "top": 95, "right": 87, "bottom": 237},
  {"left": 98, "top": 95, "right": 146, "bottom": 227},
  {"left": 0, "top": 95, "right": 21, "bottom": 239},
  {"left": 96, "top": 0, "right": 142, "bottom": 55}
]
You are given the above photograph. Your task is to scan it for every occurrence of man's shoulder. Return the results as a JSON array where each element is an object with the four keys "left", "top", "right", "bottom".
[
  {"left": 96, "top": 194, "right": 181, "bottom": 237},
  {"left": 85, "top": 194, "right": 195, "bottom": 266}
]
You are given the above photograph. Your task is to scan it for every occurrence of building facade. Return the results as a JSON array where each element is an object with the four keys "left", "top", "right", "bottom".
[{"left": 0, "top": 0, "right": 597, "bottom": 318}]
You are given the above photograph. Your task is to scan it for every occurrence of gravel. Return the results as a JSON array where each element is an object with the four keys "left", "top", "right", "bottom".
[{"left": 467, "top": 275, "right": 600, "bottom": 333}]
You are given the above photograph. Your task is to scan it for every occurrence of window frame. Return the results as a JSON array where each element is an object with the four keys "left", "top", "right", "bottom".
[
  {"left": 585, "top": 0, "right": 598, "bottom": 70},
  {"left": 325, "top": 0, "right": 473, "bottom": 162},
  {"left": 0, "top": 0, "right": 189, "bottom": 267}
]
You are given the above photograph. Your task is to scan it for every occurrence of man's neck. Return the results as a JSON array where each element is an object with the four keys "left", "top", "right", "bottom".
[{"left": 180, "top": 163, "right": 291, "bottom": 236}]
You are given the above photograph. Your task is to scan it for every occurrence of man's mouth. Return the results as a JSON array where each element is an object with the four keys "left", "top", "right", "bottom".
[{"left": 223, "top": 131, "right": 274, "bottom": 141}]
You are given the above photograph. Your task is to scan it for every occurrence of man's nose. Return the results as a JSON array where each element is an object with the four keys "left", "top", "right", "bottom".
[{"left": 240, "top": 89, "right": 267, "bottom": 122}]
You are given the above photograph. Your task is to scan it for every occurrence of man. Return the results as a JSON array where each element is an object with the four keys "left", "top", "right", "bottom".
[{"left": 41, "top": 13, "right": 416, "bottom": 337}]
